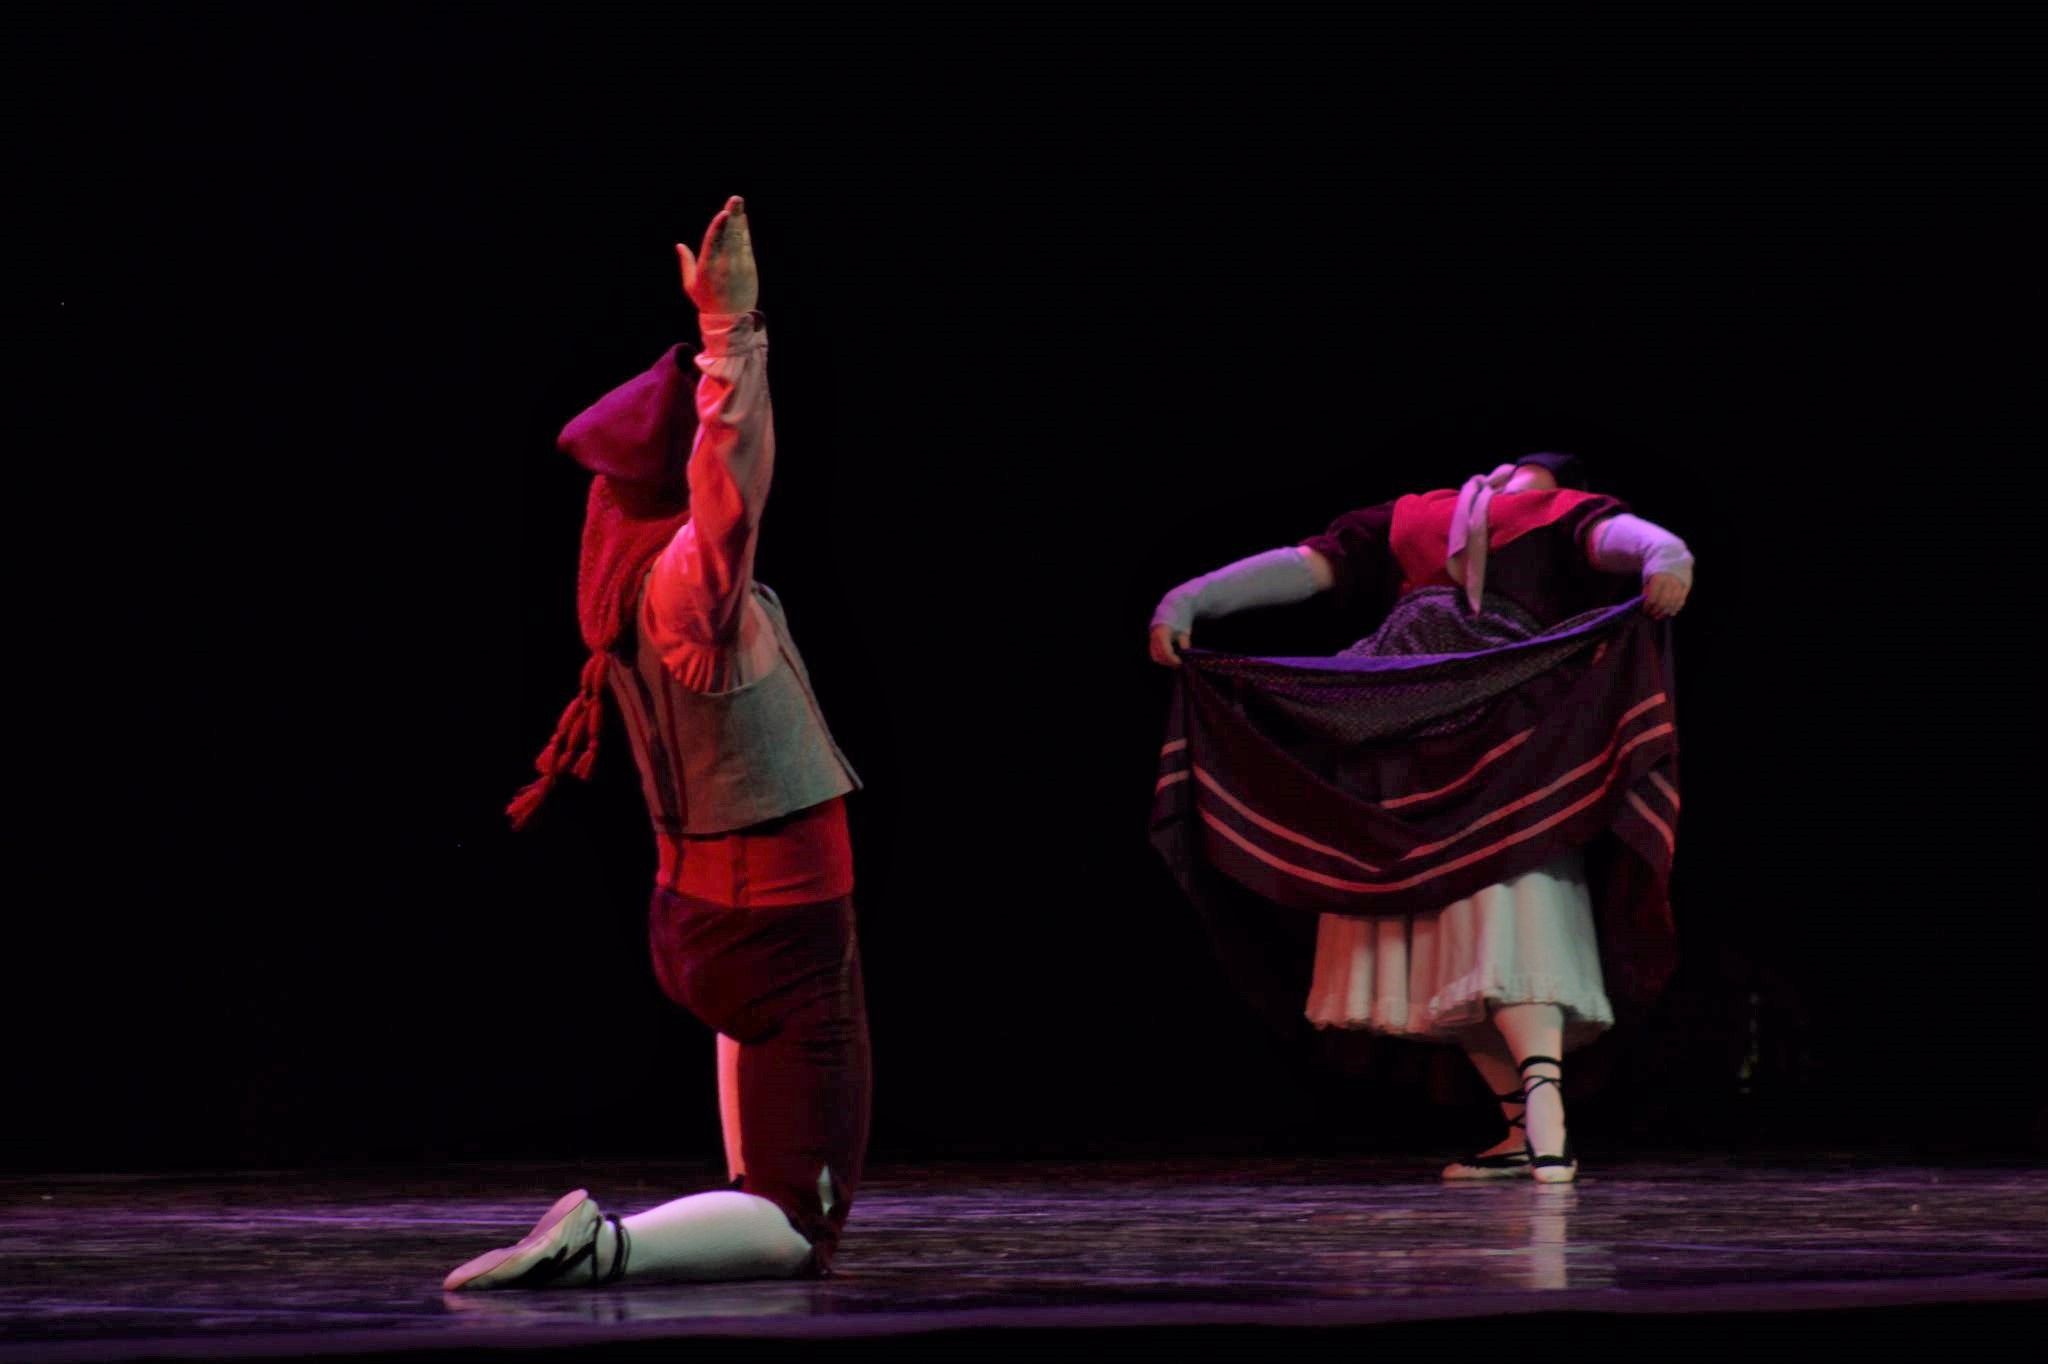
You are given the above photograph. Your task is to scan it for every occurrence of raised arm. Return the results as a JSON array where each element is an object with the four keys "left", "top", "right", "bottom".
[{"left": 644, "top": 198, "right": 777, "bottom": 680}]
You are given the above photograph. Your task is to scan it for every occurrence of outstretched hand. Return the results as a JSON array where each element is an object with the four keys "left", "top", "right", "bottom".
[
  {"left": 1149, "top": 622, "right": 1192, "bottom": 668},
  {"left": 1643, "top": 571, "right": 1690, "bottom": 619},
  {"left": 677, "top": 195, "right": 759, "bottom": 314}
]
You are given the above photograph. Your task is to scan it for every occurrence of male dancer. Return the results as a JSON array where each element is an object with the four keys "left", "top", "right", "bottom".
[{"left": 446, "top": 198, "right": 870, "bottom": 1287}]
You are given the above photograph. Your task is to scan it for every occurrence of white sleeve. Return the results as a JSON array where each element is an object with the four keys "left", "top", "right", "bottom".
[
  {"left": 1150, "top": 547, "right": 1323, "bottom": 635},
  {"left": 1587, "top": 513, "right": 1695, "bottom": 587}
]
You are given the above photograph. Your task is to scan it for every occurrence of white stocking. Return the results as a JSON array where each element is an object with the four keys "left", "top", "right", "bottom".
[{"left": 601, "top": 1191, "right": 813, "bottom": 1283}]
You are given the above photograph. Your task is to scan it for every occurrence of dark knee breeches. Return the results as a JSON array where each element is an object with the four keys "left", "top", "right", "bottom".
[{"left": 647, "top": 889, "right": 871, "bottom": 1270}]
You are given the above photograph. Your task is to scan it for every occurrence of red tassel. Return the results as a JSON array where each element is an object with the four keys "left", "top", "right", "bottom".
[
  {"left": 506, "top": 652, "right": 613, "bottom": 830},
  {"left": 567, "top": 695, "right": 604, "bottom": 779},
  {"left": 506, "top": 774, "right": 554, "bottom": 831},
  {"left": 550, "top": 690, "right": 586, "bottom": 733}
]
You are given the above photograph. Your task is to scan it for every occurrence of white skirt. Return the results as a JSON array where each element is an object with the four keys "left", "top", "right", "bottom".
[{"left": 1304, "top": 850, "right": 1614, "bottom": 1049}]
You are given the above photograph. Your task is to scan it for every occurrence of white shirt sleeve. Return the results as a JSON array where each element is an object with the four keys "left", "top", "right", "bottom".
[{"left": 1586, "top": 513, "right": 1695, "bottom": 587}]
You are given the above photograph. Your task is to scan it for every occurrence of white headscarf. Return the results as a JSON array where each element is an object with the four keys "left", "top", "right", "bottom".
[{"left": 1445, "top": 463, "right": 1520, "bottom": 614}]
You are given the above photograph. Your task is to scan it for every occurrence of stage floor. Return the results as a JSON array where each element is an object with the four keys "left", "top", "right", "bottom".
[{"left": 3, "top": 1157, "right": 2044, "bottom": 1360}]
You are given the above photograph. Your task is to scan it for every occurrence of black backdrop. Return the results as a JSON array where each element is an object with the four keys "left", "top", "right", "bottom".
[{"left": 12, "top": 12, "right": 2042, "bottom": 1170}]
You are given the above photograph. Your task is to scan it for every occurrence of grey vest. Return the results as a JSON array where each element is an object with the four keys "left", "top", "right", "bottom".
[{"left": 608, "top": 583, "right": 860, "bottom": 837}]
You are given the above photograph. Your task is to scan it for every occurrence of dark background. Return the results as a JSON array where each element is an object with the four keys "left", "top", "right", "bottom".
[{"left": 11, "top": 12, "right": 2042, "bottom": 1171}]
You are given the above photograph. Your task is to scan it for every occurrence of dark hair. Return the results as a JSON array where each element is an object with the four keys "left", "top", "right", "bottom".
[{"left": 1515, "top": 451, "right": 1588, "bottom": 490}]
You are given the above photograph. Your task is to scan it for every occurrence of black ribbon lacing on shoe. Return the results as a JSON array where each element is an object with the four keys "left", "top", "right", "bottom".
[
  {"left": 596, "top": 1214, "right": 630, "bottom": 1286},
  {"left": 1517, "top": 1055, "right": 1574, "bottom": 1169}
]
